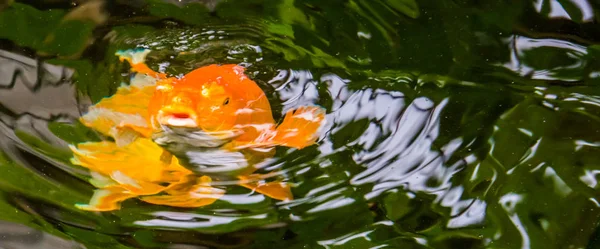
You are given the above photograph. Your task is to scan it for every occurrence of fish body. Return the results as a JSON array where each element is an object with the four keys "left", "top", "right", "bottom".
[{"left": 70, "top": 49, "right": 326, "bottom": 211}]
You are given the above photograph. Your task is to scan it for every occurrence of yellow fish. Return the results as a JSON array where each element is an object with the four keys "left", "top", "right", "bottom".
[{"left": 70, "top": 49, "right": 326, "bottom": 211}]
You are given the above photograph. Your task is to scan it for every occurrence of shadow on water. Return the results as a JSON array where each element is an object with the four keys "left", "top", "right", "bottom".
[{"left": 1, "top": 0, "right": 600, "bottom": 248}]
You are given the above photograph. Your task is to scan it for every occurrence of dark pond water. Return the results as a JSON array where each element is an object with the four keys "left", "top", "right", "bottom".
[{"left": 1, "top": 0, "right": 600, "bottom": 248}]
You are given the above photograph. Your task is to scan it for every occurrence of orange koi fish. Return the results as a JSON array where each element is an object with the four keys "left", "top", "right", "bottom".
[{"left": 69, "top": 49, "right": 325, "bottom": 211}]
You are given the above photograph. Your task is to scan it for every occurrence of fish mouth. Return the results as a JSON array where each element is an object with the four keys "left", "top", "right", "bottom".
[{"left": 157, "top": 106, "right": 198, "bottom": 128}]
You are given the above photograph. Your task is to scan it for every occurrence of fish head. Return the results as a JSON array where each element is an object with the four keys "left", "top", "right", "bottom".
[{"left": 149, "top": 78, "right": 240, "bottom": 133}]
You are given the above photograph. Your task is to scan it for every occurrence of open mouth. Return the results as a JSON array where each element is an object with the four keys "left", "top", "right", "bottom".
[{"left": 157, "top": 108, "right": 198, "bottom": 128}]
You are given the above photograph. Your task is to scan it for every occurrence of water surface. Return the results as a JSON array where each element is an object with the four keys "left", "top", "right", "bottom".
[{"left": 0, "top": 0, "right": 600, "bottom": 248}]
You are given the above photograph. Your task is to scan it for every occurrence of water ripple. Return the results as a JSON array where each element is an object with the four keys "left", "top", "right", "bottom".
[{"left": 0, "top": 2, "right": 600, "bottom": 248}]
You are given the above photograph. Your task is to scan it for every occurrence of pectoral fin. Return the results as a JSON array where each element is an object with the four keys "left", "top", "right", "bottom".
[
  {"left": 238, "top": 175, "right": 293, "bottom": 201},
  {"left": 271, "top": 106, "right": 326, "bottom": 149}
]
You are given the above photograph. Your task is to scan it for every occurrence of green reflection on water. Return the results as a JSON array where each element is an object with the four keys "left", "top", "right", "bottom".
[{"left": 0, "top": 0, "right": 599, "bottom": 248}]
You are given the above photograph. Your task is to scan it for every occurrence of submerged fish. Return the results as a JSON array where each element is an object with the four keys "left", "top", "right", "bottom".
[{"left": 70, "top": 49, "right": 326, "bottom": 211}]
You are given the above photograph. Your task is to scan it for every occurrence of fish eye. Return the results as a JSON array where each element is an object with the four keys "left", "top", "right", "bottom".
[{"left": 223, "top": 97, "right": 230, "bottom": 105}]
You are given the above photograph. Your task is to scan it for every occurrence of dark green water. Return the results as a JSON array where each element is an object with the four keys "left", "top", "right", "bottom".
[{"left": 1, "top": 0, "right": 600, "bottom": 248}]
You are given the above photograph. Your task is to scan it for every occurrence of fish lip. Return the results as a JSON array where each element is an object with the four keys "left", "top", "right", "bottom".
[
  {"left": 157, "top": 107, "right": 198, "bottom": 128},
  {"left": 161, "top": 116, "right": 198, "bottom": 127}
]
